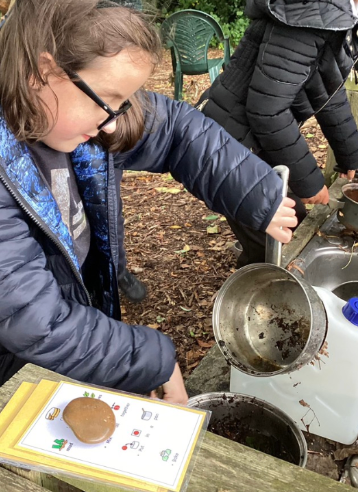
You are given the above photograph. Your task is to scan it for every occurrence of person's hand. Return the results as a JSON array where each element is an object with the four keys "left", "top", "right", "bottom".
[
  {"left": 265, "top": 196, "right": 297, "bottom": 243},
  {"left": 339, "top": 170, "right": 357, "bottom": 181},
  {"left": 301, "top": 185, "right": 329, "bottom": 205},
  {"left": 151, "top": 363, "right": 188, "bottom": 405}
]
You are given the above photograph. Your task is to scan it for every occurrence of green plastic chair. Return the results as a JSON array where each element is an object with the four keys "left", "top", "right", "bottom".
[{"left": 160, "top": 9, "right": 230, "bottom": 100}]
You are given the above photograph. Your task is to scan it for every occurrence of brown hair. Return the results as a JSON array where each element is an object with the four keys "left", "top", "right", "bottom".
[{"left": 0, "top": 0, "right": 162, "bottom": 152}]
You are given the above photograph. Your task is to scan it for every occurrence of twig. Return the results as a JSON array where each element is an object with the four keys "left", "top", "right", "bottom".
[{"left": 342, "top": 242, "right": 358, "bottom": 270}]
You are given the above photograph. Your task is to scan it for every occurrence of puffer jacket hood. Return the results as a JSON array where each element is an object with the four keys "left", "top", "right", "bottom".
[{"left": 245, "top": 0, "right": 358, "bottom": 30}]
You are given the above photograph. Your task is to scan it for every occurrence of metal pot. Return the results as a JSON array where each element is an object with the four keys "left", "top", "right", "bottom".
[
  {"left": 329, "top": 183, "right": 358, "bottom": 232},
  {"left": 188, "top": 392, "right": 307, "bottom": 467},
  {"left": 213, "top": 166, "right": 327, "bottom": 376}
]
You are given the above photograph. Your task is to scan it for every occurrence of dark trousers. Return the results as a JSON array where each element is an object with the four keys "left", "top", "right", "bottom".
[{"left": 227, "top": 192, "right": 307, "bottom": 268}]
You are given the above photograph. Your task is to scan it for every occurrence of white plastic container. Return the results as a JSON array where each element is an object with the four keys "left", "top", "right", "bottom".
[{"left": 230, "top": 286, "right": 358, "bottom": 444}]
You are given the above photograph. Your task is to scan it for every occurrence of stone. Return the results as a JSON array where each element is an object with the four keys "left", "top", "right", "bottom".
[
  {"left": 185, "top": 344, "right": 230, "bottom": 398},
  {"left": 63, "top": 397, "right": 116, "bottom": 444}
]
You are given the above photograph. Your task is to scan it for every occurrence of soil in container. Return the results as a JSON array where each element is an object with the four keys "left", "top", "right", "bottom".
[
  {"left": 208, "top": 414, "right": 296, "bottom": 464},
  {"left": 345, "top": 188, "right": 358, "bottom": 203}
]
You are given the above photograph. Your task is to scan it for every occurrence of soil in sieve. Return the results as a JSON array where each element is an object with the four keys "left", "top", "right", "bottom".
[{"left": 208, "top": 415, "right": 296, "bottom": 464}]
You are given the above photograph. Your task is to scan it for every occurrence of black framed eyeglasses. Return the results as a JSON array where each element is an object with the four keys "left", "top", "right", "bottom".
[{"left": 64, "top": 69, "right": 132, "bottom": 131}]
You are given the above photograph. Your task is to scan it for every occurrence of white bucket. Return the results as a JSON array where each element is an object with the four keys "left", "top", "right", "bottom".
[{"left": 230, "top": 286, "right": 358, "bottom": 444}]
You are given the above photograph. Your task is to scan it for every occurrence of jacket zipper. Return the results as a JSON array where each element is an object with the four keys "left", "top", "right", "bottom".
[
  {"left": 315, "top": 80, "right": 345, "bottom": 117},
  {"left": 298, "top": 79, "right": 345, "bottom": 129},
  {"left": 0, "top": 169, "right": 92, "bottom": 306}
]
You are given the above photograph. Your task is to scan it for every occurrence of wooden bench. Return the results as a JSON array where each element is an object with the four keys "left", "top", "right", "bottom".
[{"left": 0, "top": 364, "right": 352, "bottom": 492}]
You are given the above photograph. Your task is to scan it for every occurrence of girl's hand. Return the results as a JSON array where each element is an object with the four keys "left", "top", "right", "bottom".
[
  {"left": 155, "top": 363, "right": 188, "bottom": 405},
  {"left": 265, "top": 196, "right": 297, "bottom": 243}
]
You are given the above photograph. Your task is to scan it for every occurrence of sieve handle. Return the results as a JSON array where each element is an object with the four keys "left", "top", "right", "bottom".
[{"left": 265, "top": 165, "right": 290, "bottom": 266}]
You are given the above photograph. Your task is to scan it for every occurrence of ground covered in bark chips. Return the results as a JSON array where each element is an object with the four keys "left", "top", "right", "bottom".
[{"left": 121, "top": 50, "right": 356, "bottom": 483}]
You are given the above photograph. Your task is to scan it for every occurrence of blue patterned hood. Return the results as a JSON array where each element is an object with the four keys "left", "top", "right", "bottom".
[{"left": 0, "top": 110, "right": 111, "bottom": 276}]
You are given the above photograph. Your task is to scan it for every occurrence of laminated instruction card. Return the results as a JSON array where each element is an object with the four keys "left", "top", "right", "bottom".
[{"left": 0, "top": 379, "right": 210, "bottom": 492}]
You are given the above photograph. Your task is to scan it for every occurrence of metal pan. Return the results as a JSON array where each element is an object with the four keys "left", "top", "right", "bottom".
[{"left": 213, "top": 166, "right": 327, "bottom": 376}]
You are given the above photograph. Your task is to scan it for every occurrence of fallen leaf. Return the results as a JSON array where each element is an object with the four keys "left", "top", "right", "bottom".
[
  {"left": 170, "top": 225, "right": 182, "bottom": 229},
  {"left": 287, "top": 262, "right": 305, "bottom": 275},
  {"left": 299, "top": 399, "right": 310, "bottom": 407},
  {"left": 175, "top": 244, "right": 190, "bottom": 254},
  {"left": 156, "top": 315, "right": 166, "bottom": 323},
  {"left": 180, "top": 306, "right": 192, "bottom": 312},
  {"left": 155, "top": 187, "right": 181, "bottom": 194},
  {"left": 147, "top": 323, "right": 160, "bottom": 329},
  {"left": 162, "top": 174, "right": 174, "bottom": 181},
  {"left": 197, "top": 339, "right": 215, "bottom": 348},
  {"left": 203, "top": 214, "right": 219, "bottom": 221},
  {"left": 334, "top": 447, "right": 358, "bottom": 461},
  {"left": 207, "top": 225, "right": 220, "bottom": 234},
  {"left": 306, "top": 133, "right": 314, "bottom": 138}
]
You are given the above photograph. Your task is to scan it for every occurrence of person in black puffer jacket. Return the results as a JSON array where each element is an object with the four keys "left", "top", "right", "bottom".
[{"left": 199, "top": 0, "right": 358, "bottom": 266}]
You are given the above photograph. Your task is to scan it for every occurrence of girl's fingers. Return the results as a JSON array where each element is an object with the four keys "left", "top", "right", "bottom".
[
  {"left": 281, "top": 196, "right": 296, "bottom": 208},
  {"left": 280, "top": 206, "right": 297, "bottom": 217},
  {"left": 281, "top": 215, "right": 298, "bottom": 227},
  {"left": 275, "top": 227, "right": 293, "bottom": 243}
]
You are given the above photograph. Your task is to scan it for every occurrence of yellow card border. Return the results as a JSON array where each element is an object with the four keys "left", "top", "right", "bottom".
[{"left": 0, "top": 380, "right": 208, "bottom": 492}]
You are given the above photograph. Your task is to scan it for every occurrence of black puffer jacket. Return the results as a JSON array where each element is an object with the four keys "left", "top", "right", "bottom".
[{"left": 202, "top": 0, "right": 358, "bottom": 198}]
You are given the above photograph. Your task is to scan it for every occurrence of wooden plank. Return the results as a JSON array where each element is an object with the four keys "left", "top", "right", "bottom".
[
  {"left": 324, "top": 147, "right": 336, "bottom": 188},
  {"left": 1, "top": 464, "right": 82, "bottom": 492},
  {"left": 0, "top": 464, "right": 51, "bottom": 492},
  {"left": 281, "top": 177, "right": 346, "bottom": 268},
  {"left": 324, "top": 78, "right": 358, "bottom": 185},
  {"left": 0, "top": 364, "right": 352, "bottom": 492}
]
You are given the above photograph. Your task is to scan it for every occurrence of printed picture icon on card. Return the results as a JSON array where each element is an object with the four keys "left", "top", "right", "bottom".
[
  {"left": 46, "top": 407, "right": 61, "bottom": 420},
  {"left": 141, "top": 409, "right": 152, "bottom": 420},
  {"left": 160, "top": 449, "right": 172, "bottom": 462},
  {"left": 52, "top": 438, "right": 67, "bottom": 451},
  {"left": 122, "top": 441, "right": 140, "bottom": 450}
]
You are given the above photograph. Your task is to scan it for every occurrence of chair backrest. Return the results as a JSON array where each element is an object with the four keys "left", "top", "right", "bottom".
[{"left": 160, "top": 9, "right": 226, "bottom": 75}]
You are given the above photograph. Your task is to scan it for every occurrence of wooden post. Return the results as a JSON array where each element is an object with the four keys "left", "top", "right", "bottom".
[{"left": 325, "top": 76, "right": 358, "bottom": 185}]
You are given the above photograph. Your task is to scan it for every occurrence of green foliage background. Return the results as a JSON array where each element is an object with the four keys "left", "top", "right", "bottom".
[{"left": 157, "top": 0, "right": 250, "bottom": 48}]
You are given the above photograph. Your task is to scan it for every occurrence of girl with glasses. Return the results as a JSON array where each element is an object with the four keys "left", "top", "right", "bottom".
[{"left": 0, "top": 0, "right": 296, "bottom": 403}]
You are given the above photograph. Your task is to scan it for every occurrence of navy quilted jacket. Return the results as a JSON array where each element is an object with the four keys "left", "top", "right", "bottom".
[
  {"left": 0, "top": 92, "right": 282, "bottom": 391},
  {"left": 202, "top": 0, "right": 358, "bottom": 198}
]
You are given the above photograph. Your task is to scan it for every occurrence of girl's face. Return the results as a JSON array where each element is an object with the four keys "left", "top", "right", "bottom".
[{"left": 37, "top": 48, "right": 153, "bottom": 152}]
